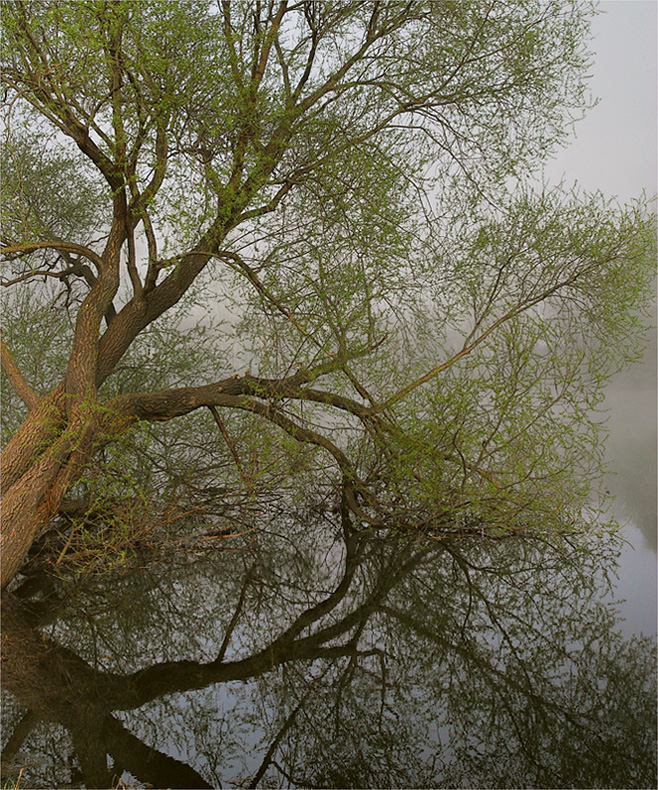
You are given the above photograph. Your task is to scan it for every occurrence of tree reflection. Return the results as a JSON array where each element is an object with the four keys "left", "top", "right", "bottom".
[{"left": 1, "top": 510, "right": 656, "bottom": 789}]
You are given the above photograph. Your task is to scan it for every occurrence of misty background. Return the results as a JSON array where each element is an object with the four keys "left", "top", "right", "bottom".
[{"left": 543, "top": 0, "right": 656, "bottom": 635}]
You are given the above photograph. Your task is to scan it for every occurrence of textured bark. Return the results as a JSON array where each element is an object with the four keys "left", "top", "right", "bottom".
[
  {"left": 2, "top": 434, "right": 77, "bottom": 587},
  {"left": 0, "top": 339, "right": 40, "bottom": 411},
  {"left": 0, "top": 409, "right": 124, "bottom": 588},
  {"left": 0, "top": 6, "right": 339, "bottom": 587},
  {"left": 0, "top": 364, "right": 377, "bottom": 588},
  {"left": 1, "top": 386, "right": 67, "bottom": 492},
  {"left": 1, "top": 458, "right": 63, "bottom": 589}
]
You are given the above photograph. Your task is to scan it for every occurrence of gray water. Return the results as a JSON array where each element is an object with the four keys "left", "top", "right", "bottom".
[
  {"left": 2, "top": 517, "right": 656, "bottom": 790},
  {"left": 2, "top": 496, "right": 656, "bottom": 790}
]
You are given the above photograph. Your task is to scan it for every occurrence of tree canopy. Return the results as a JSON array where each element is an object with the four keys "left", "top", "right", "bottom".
[{"left": 1, "top": 0, "right": 655, "bottom": 587}]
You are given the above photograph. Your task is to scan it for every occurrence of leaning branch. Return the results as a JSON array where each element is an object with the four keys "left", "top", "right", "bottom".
[
  {"left": 0, "top": 336, "right": 40, "bottom": 411},
  {"left": 107, "top": 373, "right": 384, "bottom": 526},
  {"left": 375, "top": 267, "right": 594, "bottom": 413}
]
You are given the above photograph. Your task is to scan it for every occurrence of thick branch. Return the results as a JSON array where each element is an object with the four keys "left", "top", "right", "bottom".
[
  {"left": 64, "top": 199, "right": 126, "bottom": 401},
  {"left": 107, "top": 370, "right": 360, "bottom": 469}
]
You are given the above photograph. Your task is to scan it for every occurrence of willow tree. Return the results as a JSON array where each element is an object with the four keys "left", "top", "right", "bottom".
[{"left": 1, "top": 0, "right": 654, "bottom": 587}]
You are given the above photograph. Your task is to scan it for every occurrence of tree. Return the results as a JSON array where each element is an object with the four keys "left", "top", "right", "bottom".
[{"left": 1, "top": 0, "right": 655, "bottom": 588}]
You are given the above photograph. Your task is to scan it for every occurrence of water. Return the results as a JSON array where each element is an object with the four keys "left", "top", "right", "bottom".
[
  {"left": 601, "top": 312, "right": 657, "bottom": 641},
  {"left": 1, "top": 504, "right": 656, "bottom": 790}
]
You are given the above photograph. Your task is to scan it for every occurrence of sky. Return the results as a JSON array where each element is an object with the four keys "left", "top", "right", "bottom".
[{"left": 544, "top": 0, "right": 657, "bottom": 202}]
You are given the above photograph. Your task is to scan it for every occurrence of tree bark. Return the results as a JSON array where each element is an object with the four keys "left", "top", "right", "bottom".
[{"left": 0, "top": 405, "right": 125, "bottom": 588}]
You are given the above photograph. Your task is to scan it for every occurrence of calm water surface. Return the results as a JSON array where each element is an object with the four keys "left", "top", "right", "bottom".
[
  {"left": 1, "top": 507, "right": 656, "bottom": 789},
  {"left": 1, "top": 341, "right": 656, "bottom": 789}
]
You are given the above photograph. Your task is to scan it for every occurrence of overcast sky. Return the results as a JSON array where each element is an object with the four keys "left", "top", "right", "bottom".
[{"left": 544, "top": 0, "right": 657, "bottom": 201}]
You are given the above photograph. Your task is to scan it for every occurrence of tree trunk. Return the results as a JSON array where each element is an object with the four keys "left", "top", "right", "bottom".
[{"left": 1, "top": 410, "right": 110, "bottom": 589}]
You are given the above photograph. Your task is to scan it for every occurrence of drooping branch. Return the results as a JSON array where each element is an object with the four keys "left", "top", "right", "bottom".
[
  {"left": 207, "top": 404, "right": 255, "bottom": 495},
  {"left": 1, "top": 240, "right": 105, "bottom": 272},
  {"left": 104, "top": 368, "right": 392, "bottom": 527},
  {"left": 217, "top": 248, "right": 336, "bottom": 357},
  {"left": 237, "top": 396, "right": 354, "bottom": 475}
]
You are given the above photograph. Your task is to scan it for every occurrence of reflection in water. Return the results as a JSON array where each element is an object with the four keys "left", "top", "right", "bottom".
[{"left": 1, "top": 511, "right": 656, "bottom": 789}]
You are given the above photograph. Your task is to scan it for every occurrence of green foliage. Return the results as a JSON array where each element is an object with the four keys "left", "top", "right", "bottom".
[
  {"left": 1, "top": 0, "right": 655, "bottom": 546},
  {"left": 1, "top": 284, "right": 74, "bottom": 443},
  {"left": 1, "top": 121, "right": 107, "bottom": 245}
]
